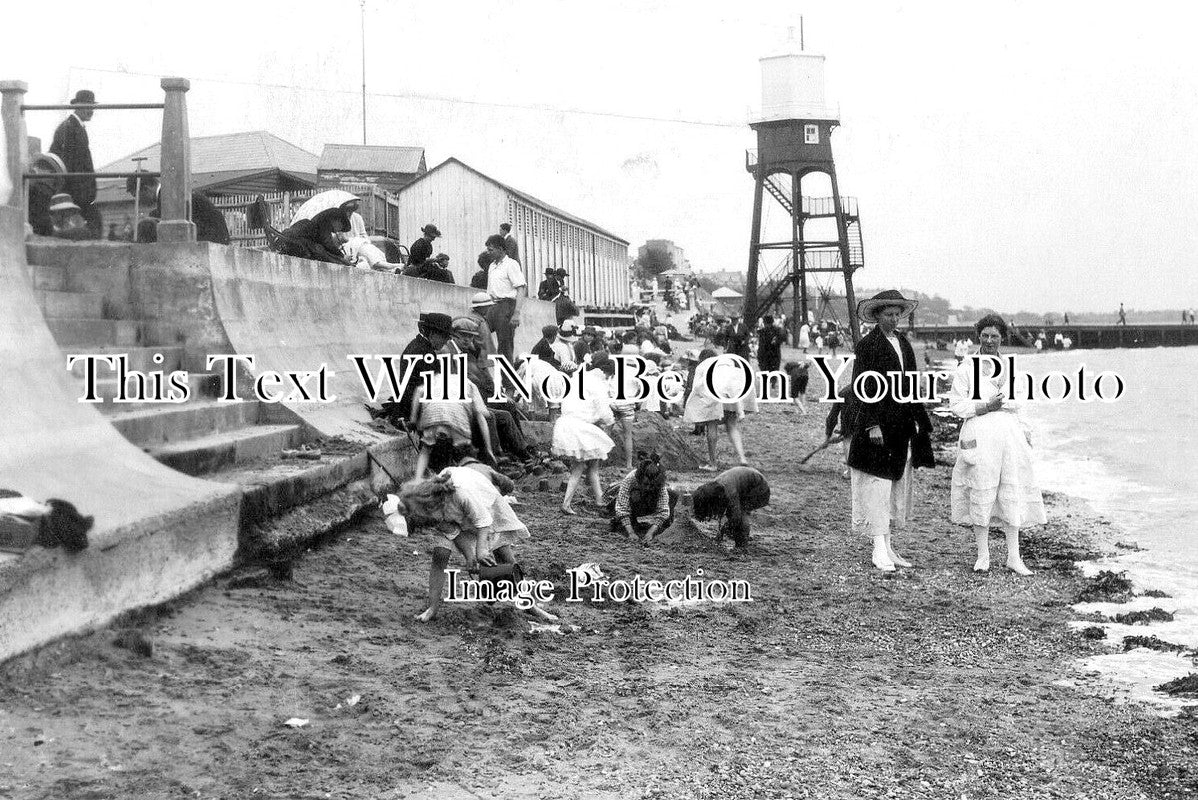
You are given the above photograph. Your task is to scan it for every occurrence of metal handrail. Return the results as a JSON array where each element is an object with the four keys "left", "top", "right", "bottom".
[
  {"left": 23, "top": 171, "right": 162, "bottom": 180},
  {"left": 21, "top": 103, "right": 164, "bottom": 111}
]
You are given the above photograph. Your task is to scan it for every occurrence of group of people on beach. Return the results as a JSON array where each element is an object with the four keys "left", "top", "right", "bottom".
[
  {"left": 376, "top": 283, "right": 1047, "bottom": 623},
  {"left": 841, "top": 291, "right": 1046, "bottom": 576},
  {"left": 377, "top": 296, "right": 779, "bottom": 621}
]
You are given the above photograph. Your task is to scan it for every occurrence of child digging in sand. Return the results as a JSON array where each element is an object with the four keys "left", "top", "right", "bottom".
[
  {"left": 397, "top": 467, "right": 557, "bottom": 623},
  {"left": 603, "top": 452, "right": 679, "bottom": 545}
]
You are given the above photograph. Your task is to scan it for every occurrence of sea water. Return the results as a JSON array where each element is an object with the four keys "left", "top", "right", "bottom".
[{"left": 1017, "top": 346, "right": 1198, "bottom": 712}]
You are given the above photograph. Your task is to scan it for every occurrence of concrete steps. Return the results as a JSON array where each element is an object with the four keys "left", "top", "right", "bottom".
[
  {"left": 46, "top": 318, "right": 142, "bottom": 347},
  {"left": 65, "top": 345, "right": 186, "bottom": 378},
  {"left": 35, "top": 289, "right": 103, "bottom": 318},
  {"left": 149, "top": 424, "right": 305, "bottom": 477},
  {"left": 104, "top": 399, "right": 264, "bottom": 447}
]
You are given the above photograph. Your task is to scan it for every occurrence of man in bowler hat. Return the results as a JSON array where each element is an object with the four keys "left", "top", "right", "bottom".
[{"left": 50, "top": 90, "right": 100, "bottom": 237}]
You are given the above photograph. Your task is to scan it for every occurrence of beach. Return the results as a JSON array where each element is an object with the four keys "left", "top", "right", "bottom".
[{"left": 2, "top": 354, "right": 1197, "bottom": 800}]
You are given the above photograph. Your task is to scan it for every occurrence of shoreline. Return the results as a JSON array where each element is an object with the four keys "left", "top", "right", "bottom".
[{"left": 2, "top": 344, "right": 1197, "bottom": 798}]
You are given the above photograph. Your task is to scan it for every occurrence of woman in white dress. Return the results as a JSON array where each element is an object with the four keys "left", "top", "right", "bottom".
[
  {"left": 683, "top": 349, "right": 758, "bottom": 470},
  {"left": 553, "top": 353, "right": 617, "bottom": 515},
  {"left": 398, "top": 467, "right": 557, "bottom": 623},
  {"left": 948, "top": 314, "right": 1046, "bottom": 575}
]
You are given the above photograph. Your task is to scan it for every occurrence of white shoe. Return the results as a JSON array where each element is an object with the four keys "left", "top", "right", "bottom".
[
  {"left": 872, "top": 538, "right": 896, "bottom": 572},
  {"left": 973, "top": 556, "right": 991, "bottom": 573},
  {"left": 1006, "top": 558, "right": 1033, "bottom": 576}
]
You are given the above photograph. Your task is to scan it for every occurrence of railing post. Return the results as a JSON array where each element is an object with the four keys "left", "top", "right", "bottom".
[
  {"left": 157, "top": 77, "right": 194, "bottom": 242},
  {"left": 0, "top": 80, "right": 29, "bottom": 211}
]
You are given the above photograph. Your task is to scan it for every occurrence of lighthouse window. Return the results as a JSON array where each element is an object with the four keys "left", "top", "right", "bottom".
[{"left": 804, "top": 125, "right": 819, "bottom": 144}]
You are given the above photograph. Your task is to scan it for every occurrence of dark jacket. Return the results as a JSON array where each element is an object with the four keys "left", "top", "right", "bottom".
[
  {"left": 144, "top": 191, "right": 230, "bottom": 244},
  {"left": 393, "top": 333, "right": 441, "bottom": 422},
  {"left": 757, "top": 327, "right": 784, "bottom": 371},
  {"left": 273, "top": 216, "right": 348, "bottom": 264},
  {"left": 470, "top": 269, "right": 489, "bottom": 290},
  {"left": 421, "top": 264, "right": 455, "bottom": 284},
  {"left": 713, "top": 466, "right": 770, "bottom": 526},
  {"left": 531, "top": 337, "right": 562, "bottom": 370},
  {"left": 845, "top": 326, "right": 932, "bottom": 481},
  {"left": 50, "top": 115, "right": 95, "bottom": 207},
  {"left": 537, "top": 276, "right": 561, "bottom": 301},
  {"left": 409, "top": 235, "right": 433, "bottom": 266}
]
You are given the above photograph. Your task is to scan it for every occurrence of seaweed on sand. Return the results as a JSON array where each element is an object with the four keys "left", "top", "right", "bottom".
[
  {"left": 1122, "top": 635, "right": 1188, "bottom": 653},
  {"left": 1155, "top": 673, "right": 1198, "bottom": 698},
  {"left": 1075, "top": 570, "right": 1134, "bottom": 603},
  {"left": 1113, "top": 608, "right": 1174, "bottom": 625}
]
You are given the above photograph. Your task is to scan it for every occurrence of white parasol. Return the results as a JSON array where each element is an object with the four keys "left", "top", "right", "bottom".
[
  {"left": 291, "top": 189, "right": 361, "bottom": 224},
  {"left": 711, "top": 286, "right": 743, "bottom": 299}
]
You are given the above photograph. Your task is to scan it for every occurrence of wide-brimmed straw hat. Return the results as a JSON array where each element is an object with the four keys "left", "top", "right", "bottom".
[
  {"left": 857, "top": 289, "right": 918, "bottom": 324},
  {"left": 470, "top": 292, "right": 494, "bottom": 309}
]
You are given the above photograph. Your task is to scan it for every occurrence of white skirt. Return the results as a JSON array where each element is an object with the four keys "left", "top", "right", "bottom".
[
  {"left": 551, "top": 415, "right": 615, "bottom": 462},
  {"left": 950, "top": 412, "right": 1047, "bottom": 529},
  {"left": 850, "top": 455, "right": 914, "bottom": 539},
  {"left": 683, "top": 357, "right": 759, "bottom": 424}
]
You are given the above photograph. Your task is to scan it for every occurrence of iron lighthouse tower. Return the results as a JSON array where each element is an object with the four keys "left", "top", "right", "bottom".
[{"left": 743, "top": 35, "right": 864, "bottom": 344}]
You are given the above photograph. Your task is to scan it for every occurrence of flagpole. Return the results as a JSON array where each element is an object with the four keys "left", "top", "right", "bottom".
[{"left": 360, "top": 0, "right": 367, "bottom": 145}]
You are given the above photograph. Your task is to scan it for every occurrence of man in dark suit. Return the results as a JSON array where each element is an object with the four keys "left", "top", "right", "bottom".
[
  {"left": 126, "top": 175, "right": 231, "bottom": 245},
  {"left": 499, "top": 222, "right": 520, "bottom": 261},
  {"left": 530, "top": 325, "right": 564, "bottom": 371},
  {"left": 846, "top": 290, "right": 933, "bottom": 573},
  {"left": 49, "top": 90, "right": 99, "bottom": 237},
  {"left": 537, "top": 268, "right": 562, "bottom": 301},
  {"left": 379, "top": 312, "right": 454, "bottom": 427}
]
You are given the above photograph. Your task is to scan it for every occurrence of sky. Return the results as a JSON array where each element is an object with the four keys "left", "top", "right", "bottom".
[{"left": 5, "top": 0, "right": 1197, "bottom": 313}]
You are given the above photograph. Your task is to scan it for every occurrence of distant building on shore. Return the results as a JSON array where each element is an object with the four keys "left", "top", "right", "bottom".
[
  {"left": 394, "top": 157, "right": 631, "bottom": 308},
  {"left": 92, "top": 130, "right": 320, "bottom": 232},
  {"left": 637, "top": 239, "right": 693, "bottom": 273},
  {"left": 317, "top": 144, "right": 427, "bottom": 194}
]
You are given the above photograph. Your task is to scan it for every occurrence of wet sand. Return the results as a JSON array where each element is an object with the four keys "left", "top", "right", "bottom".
[{"left": 2, "top": 356, "right": 1196, "bottom": 800}]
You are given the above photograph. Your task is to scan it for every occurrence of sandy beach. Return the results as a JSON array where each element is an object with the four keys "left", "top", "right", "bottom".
[{"left": 2, "top": 351, "right": 1196, "bottom": 800}]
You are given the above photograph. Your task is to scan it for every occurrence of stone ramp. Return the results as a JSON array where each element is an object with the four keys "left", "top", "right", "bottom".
[
  {"left": 0, "top": 205, "right": 241, "bottom": 661},
  {"left": 207, "top": 246, "right": 554, "bottom": 441}
]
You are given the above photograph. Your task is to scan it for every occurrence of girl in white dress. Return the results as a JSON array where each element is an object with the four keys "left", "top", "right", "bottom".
[
  {"left": 552, "top": 353, "right": 616, "bottom": 515},
  {"left": 398, "top": 467, "right": 557, "bottom": 623},
  {"left": 683, "top": 350, "right": 758, "bottom": 470},
  {"left": 948, "top": 314, "right": 1047, "bottom": 575}
]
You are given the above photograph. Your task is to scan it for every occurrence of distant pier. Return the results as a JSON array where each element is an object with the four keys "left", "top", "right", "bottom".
[{"left": 909, "top": 323, "right": 1198, "bottom": 349}]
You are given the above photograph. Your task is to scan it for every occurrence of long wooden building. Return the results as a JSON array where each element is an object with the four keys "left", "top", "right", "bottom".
[{"left": 394, "top": 158, "right": 631, "bottom": 309}]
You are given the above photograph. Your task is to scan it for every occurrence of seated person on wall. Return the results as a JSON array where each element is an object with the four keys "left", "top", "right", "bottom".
[
  {"left": 421, "top": 253, "right": 456, "bottom": 284},
  {"left": 691, "top": 466, "right": 771, "bottom": 550},
  {"left": 471, "top": 251, "right": 491, "bottom": 289},
  {"left": 27, "top": 153, "right": 66, "bottom": 237},
  {"left": 125, "top": 174, "right": 231, "bottom": 245},
  {"left": 272, "top": 207, "right": 352, "bottom": 265},
  {"left": 46, "top": 194, "right": 93, "bottom": 240},
  {"left": 603, "top": 452, "right": 679, "bottom": 546}
]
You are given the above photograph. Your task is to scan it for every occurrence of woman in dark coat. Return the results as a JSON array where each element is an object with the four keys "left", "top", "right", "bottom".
[
  {"left": 846, "top": 290, "right": 933, "bottom": 572},
  {"left": 272, "top": 208, "right": 351, "bottom": 265}
]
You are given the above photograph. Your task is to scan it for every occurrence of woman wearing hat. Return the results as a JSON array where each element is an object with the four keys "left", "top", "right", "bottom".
[
  {"left": 47, "top": 194, "right": 91, "bottom": 240},
  {"left": 847, "top": 290, "right": 933, "bottom": 572},
  {"left": 553, "top": 353, "right": 617, "bottom": 515},
  {"left": 947, "top": 314, "right": 1045, "bottom": 574}
]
